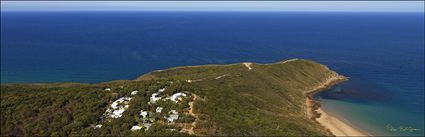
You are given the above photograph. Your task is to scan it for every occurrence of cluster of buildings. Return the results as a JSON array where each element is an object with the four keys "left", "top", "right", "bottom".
[
  {"left": 95, "top": 86, "right": 191, "bottom": 132},
  {"left": 132, "top": 88, "right": 188, "bottom": 131},
  {"left": 95, "top": 88, "right": 137, "bottom": 128}
]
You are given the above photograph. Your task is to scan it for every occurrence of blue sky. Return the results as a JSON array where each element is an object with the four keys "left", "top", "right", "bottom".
[{"left": 1, "top": 1, "right": 424, "bottom": 12}]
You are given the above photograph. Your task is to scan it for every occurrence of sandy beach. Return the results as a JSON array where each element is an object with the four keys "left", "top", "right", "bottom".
[
  {"left": 305, "top": 74, "right": 369, "bottom": 136},
  {"left": 316, "top": 108, "right": 368, "bottom": 136}
]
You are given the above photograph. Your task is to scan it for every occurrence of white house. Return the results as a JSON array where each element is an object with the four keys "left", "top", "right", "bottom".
[
  {"left": 156, "top": 107, "right": 163, "bottom": 113},
  {"left": 167, "top": 114, "right": 179, "bottom": 122},
  {"left": 150, "top": 93, "right": 161, "bottom": 103},
  {"left": 167, "top": 110, "right": 179, "bottom": 123},
  {"left": 140, "top": 110, "right": 148, "bottom": 118},
  {"left": 131, "top": 90, "right": 139, "bottom": 95},
  {"left": 106, "top": 97, "right": 132, "bottom": 118},
  {"left": 131, "top": 125, "right": 142, "bottom": 131},
  {"left": 170, "top": 92, "right": 187, "bottom": 102},
  {"left": 143, "top": 123, "right": 152, "bottom": 130},
  {"left": 95, "top": 124, "right": 102, "bottom": 128}
]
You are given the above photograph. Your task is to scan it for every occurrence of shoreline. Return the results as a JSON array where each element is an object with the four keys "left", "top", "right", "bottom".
[
  {"left": 305, "top": 75, "right": 369, "bottom": 136},
  {"left": 316, "top": 108, "right": 369, "bottom": 136}
]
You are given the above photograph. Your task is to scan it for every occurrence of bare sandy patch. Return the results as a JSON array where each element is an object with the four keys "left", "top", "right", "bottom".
[
  {"left": 215, "top": 74, "right": 229, "bottom": 79},
  {"left": 243, "top": 62, "right": 252, "bottom": 70},
  {"left": 316, "top": 108, "right": 369, "bottom": 136},
  {"left": 181, "top": 94, "right": 199, "bottom": 135}
]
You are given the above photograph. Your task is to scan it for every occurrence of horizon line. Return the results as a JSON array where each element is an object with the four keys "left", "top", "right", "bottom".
[{"left": 1, "top": 1, "right": 424, "bottom": 12}]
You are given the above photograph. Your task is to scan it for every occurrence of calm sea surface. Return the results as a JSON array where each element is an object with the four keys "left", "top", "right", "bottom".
[{"left": 1, "top": 11, "right": 423, "bottom": 136}]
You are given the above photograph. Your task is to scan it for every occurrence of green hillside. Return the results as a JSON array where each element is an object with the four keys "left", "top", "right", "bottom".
[{"left": 1, "top": 59, "right": 344, "bottom": 136}]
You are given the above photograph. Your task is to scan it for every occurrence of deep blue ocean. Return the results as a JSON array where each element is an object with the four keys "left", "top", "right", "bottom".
[{"left": 1, "top": 11, "right": 424, "bottom": 136}]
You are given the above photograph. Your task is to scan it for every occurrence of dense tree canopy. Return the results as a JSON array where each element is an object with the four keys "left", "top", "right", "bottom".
[{"left": 2, "top": 59, "right": 338, "bottom": 136}]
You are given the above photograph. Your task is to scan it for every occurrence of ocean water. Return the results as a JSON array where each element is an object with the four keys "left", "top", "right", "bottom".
[{"left": 1, "top": 11, "right": 423, "bottom": 136}]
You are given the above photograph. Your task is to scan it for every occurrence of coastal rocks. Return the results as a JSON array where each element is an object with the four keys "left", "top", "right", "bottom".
[{"left": 304, "top": 74, "right": 348, "bottom": 136}]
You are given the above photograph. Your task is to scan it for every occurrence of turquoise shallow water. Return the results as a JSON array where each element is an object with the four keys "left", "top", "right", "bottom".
[
  {"left": 317, "top": 80, "right": 424, "bottom": 136},
  {"left": 1, "top": 12, "right": 424, "bottom": 136}
]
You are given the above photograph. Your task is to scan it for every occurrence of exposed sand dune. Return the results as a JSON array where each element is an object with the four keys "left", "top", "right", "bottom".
[
  {"left": 243, "top": 63, "right": 252, "bottom": 70},
  {"left": 181, "top": 94, "right": 199, "bottom": 135}
]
